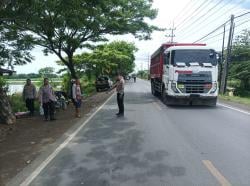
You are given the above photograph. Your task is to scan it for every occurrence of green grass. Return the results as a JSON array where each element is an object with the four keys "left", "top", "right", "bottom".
[
  {"left": 219, "top": 95, "right": 250, "bottom": 107},
  {"left": 8, "top": 93, "right": 39, "bottom": 113}
]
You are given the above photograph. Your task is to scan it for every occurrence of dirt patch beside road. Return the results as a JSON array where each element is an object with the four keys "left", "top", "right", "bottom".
[{"left": 0, "top": 91, "right": 113, "bottom": 186}]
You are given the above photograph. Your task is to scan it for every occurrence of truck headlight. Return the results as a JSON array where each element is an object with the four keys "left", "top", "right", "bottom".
[
  {"left": 171, "top": 82, "right": 179, "bottom": 93},
  {"left": 210, "top": 83, "right": 217, "bottom": 94},
  {"left": 177, "top": 83, "right": 185, "bottom": 89}
]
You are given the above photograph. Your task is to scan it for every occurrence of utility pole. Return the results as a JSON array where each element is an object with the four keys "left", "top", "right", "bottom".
[
  {"left": 219, "top": 24, "right": 226, "bottom": 92},
  {"left": 220, "top": 15, "right": 234, "bottom": 94},
  {"left": 166, "top": 22, "right": 176, "bottom": 43}
]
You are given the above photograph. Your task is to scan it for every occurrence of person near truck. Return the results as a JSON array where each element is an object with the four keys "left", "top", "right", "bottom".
[
  {"left": 22, "top": 79, "right": 37, "bottom": 116},
  {"left": 39, "top": 78, "right": 56, "bottom": 121}
]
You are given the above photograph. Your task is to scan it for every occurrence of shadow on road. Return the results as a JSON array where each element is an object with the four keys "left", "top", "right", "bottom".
[{"left": 62, "top": 109, "right": 186, "bottom": 185}]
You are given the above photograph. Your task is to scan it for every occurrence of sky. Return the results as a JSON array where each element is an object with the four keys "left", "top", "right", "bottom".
[{"left": 13, "top": 0, "right": 250, "bottom": 74}]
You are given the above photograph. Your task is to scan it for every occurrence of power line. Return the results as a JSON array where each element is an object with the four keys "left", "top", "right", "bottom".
[
  {"left": 193, "top": 21, "right": 228, "bottom": 43},
  {"left": 235, "top": 11, "right": 250, "bottom": 19},
  {"left": 206, "top": 36, "right": 224, "bottom": 44},
  {"left": 201, "top": 28, "right": 229, "bottom": 42},
  {"left": 173, "top": 0, "right": 196, "bottom": 23},
  {"left": 177, "top": 0, "right": 228, "bottom": 40},
  {"left": 175, "top": 0, "right": 213, "bottom": 29},
  {"left": 178, "top": 0, "right": 226, "bottom": 31},
  {"left": 193, "top": 20, "right": 250, "bottom": 49},
  {"left": 179, "top": 0, "right": 246, "bottom": 40},
  {"left": 164, "top": 0, "right": 200, "bottom": 34},
  {"left": 233, "top": 26, "right": 250, "bottom": 36},
  {"left": 178, "top": 0, "right": 245, "bottom": 38},
  {"left": 192, "top": 11, "right": 250, "bottom": 43},
  {"left": 234, "top": 18, "right": 250, "bottom": 28}
]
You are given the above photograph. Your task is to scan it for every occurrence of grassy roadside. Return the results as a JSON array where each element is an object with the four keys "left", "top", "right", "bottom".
[{"left": 219, "top": 95, "right": 250, "bottom": 107}]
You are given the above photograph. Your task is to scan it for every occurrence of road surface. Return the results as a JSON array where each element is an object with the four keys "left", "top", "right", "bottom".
[{"left": 17, "top": 79, "right": 250, "bottom": 186}]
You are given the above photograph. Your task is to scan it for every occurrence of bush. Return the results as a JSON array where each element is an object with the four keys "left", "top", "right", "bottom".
[
  {"left": 83, "top": 82, "right": 96, "bottom": 96},
  {"left": 9, "top": 94, "right": 26, "bottom": 112},
  {"left": 227, "top": 80, "right": 240, "bottom": 89},
  {"left": 0, "top": 76, "right": 8, "bottom": 92},
  {"left": 9, "top": 94, "right": 39, "bottom": 113},
  {"left": 233, "top": 88, "right": 250, "bottom": 97}
]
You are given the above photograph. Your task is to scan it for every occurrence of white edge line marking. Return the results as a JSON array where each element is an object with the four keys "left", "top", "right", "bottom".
[
  {"left": 202, "top": 160, "right": 231, "bottom": 186},
  {"left": 217, "top": 103, "right": 250, "bottom": 116},
  {"left": 20, "top": 92, "right": 115, "bottom": 186}
]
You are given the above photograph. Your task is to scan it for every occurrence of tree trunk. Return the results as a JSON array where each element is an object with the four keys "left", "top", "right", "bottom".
[
  {"left": 67, "top": 55, "right": 77, "bottom": 79},
  {"left": 0, "top": 88, "right": 16, "bottom": 125}
]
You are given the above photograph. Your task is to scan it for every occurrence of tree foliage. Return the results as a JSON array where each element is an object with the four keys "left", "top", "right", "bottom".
[
  {"left": 229, "top": 29, "right": 250, "bottom": 96},
  {"left": 59, "top": 41, "right": 137, "bottom": 78},
  {"left": 38, "top": 67, "right": 56, "bottom": 78},
  {"left": 1, "top": 0, "right": 159, "bottom": 78},
  {"left": 0, "top": 1, "right": 33, "bottom": 68},
  {"left": 232, "top": 29, "right": 250, "bottom": 62}
]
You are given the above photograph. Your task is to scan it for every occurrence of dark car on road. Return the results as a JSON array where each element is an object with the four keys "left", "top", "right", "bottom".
[{"left": 95, "top": 76, "right": 113, "bottom": 92}]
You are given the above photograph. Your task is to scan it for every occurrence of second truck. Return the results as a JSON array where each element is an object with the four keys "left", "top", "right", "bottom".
[{"left": 150, "top": 43, "right": 219, "bottom": 106}]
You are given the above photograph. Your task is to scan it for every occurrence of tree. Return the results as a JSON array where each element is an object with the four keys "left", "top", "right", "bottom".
[
  {"left": 61, "top": 41, "right": 137, "bottom": 78},
  {"left": 0, "top": 1, "right": 33, "bottom": 125},
  {"left": 137, "top": 70, "right": 149, "bottom": 79},
  {"left": 2, "top": 0, "right": 159, "bottom": 79},
  {"left": 38, "top": 67, "right": 55, "bottom": 78}
]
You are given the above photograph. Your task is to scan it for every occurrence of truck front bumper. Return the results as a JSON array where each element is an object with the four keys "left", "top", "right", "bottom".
[{"left": 166, "top": 94, "right": 217, "bottom": 106}]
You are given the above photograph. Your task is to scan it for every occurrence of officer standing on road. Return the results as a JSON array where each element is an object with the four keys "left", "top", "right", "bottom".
[{"left": 109, "top": 74, "right": 125, "bottom": 117}]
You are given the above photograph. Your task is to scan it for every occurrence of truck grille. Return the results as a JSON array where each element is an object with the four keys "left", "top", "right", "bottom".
[
  {"left": 177, "top": 82, "right": 211, "bottom": 94},
  {"left": 177, "top": 71, "right": 212, "bottom": 94},
  {"left": 185, "top": 84, "right": 205, "bottom": 93}
]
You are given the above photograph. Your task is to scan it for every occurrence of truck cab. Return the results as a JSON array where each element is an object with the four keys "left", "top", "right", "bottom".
[{"left": 150, "top": 43, "right": 219, "bottom": 106}]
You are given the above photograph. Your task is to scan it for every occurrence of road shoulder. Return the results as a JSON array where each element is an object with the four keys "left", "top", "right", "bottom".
[
  {"left": 218, "top": 97, "right": 250, "bottom": 113},
  {"left": 0, "top": 91, "right": 113, "bottom": 186}
]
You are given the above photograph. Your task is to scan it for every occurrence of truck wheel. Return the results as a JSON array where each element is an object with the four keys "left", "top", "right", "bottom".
[
  {"left": 162, "top": 88, "right": 171, "bottom": 106},
  {"left": 151, "top": 83, "right": 157, "bottom": 96}
]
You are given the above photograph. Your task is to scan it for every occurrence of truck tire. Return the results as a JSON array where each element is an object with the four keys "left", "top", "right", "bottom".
[
  {"left": 151, "top": 83, "right": 157, "bottom": 96},
  {"left": 162, "top": 88, "right": 171, "bottom": 105},
  {"left": 161, "top": 87, "right": 166, "bottom": 102}
]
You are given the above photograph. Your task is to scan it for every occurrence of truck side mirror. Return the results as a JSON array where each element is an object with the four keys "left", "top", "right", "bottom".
[
  {"left": 216, "top": 53, "right": 221, "bottom": 63},
  {"left": 164, "top": 52, "right": 170, "bottom": 65}
]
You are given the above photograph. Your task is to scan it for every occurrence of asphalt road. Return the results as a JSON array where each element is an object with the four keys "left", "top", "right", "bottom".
[{"left": 19, "top": 79, "right": 250, "bottom": 186}]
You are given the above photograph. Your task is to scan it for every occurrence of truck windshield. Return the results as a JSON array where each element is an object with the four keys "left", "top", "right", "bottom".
[{"left": 171, "top": 49, "right": 217, "bottom": 66}]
